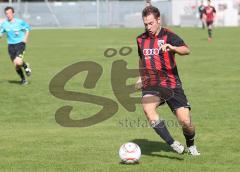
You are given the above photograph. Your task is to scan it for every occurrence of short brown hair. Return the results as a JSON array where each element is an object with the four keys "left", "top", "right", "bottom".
[
  {"left": 142, "top": 6, "right": 160, "bottom": 19},
  {"left": 4, "top": 6, "right": 14, "bottom": 13}
]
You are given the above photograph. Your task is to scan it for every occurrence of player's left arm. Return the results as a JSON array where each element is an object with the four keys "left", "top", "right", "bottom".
[
  {"left": 213, "top": 7, "right": 216, "bottom": 21},
  {"left": 161, "top": 33, "right": 190, "bottom": 55},
  {"left": 21, "top": 20, "right": 31, "bottom": 43},
  {"left": 161, "top": 44, "right": 190, "bottom": 55},
  {"left": 23, "top": 31, "right": 29, "bottom": 43}
]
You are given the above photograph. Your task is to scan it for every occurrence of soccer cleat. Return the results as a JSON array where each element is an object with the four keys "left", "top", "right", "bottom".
[
  {"left": 20, "top": 79, "right": 28, "bottom": 85},
  {"left": 25, "top": 63, "right": 31, "bottom": 77},
  {"left": 170, "top": 141, "right": 185, "bottom": 154},
  {"left": 187, "top": 145, "right": 200, "bottom": 156}
]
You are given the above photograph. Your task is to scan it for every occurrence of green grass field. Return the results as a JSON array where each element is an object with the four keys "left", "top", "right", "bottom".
[{"left": 0, "top": 27, "right": 239, "bottom": 172}]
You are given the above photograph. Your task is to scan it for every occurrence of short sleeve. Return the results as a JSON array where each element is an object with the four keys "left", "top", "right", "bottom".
[
  {"left": 168, "top": 32, "right": 186, "bottom": 47},
  {"left": 20, "top": 20, "right": 31, "bottom": 31}
]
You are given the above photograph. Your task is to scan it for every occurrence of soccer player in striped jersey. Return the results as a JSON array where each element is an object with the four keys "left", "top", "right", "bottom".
[
  {"left": 203, "top": 0, "right": 216, "bottom": 41},
  {"left": 135, "top": 6, "right": 200, "bottom": 155},
  {"left": 0, "top": 6, "right": 31, "bottom": 85}
]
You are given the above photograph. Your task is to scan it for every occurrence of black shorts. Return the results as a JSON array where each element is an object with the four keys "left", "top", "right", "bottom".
[
  {"left": 206, "top": 21, "right": 213, "bottom": 27},
  {"left": 142, "top": 87, "right": 191, "bottom": 112},
  {"left": 8, "top": 42, "right": 26, "bottom": 61}
]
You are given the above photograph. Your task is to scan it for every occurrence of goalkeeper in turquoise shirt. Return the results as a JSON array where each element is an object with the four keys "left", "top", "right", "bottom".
[{"left": 0, "top": 6, "right": 31, "bottom": 85}]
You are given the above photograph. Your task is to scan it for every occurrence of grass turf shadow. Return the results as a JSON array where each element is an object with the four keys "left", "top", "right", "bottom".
[{"left": 131, "top": 139, "right": 184, "bottom": 161}]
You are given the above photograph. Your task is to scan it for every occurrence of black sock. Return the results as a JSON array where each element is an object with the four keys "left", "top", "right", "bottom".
[
  {"left": 22, "top": 61, "right": 27, "bottom": 69},
  {"left": 208, "top": 29, "right": 212, "bottom": 38},
  {"left": 16, "top": 68, "right": 25, "bottom": 80},
  {"left": 183, "top": 132, "right": 195, "bottom": 147},
  {"left": 152, "top": 120, "right": 174, "bottom": 145}
]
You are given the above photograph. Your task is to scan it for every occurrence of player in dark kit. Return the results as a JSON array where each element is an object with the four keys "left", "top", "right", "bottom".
[
  {"left": 203, "top": 0, "right": 216, "bottom": 41},
  {"left": 135, "top": 6, "right": 200, "bottom": 155},
  {"left": 198, "top": 0, "right": 205, "bottom": 29}
]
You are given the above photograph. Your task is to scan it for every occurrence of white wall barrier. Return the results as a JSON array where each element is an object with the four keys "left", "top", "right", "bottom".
[{"left": 0, "top": 0, "right": 239, "bottom": 28}]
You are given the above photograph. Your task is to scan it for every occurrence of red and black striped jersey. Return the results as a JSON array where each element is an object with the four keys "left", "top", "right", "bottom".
[
  {"left": 137, "top": 27, "right": 187, "bottom": 89},
  {"left": 203, "top": 6, "right": 216, "bottom": 22}
]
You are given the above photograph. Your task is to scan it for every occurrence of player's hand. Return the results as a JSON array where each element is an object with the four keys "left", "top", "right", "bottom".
[
  {"left": 135, "top": 78, "right": 143, "bottom": 90},
  {"left": 161, "top": 44, "right": 175, "bottom": 52}
]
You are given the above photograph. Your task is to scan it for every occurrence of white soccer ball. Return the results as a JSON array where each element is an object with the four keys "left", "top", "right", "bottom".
[{"left": 119, "top": 142, "right": 141, "bottom": 164}]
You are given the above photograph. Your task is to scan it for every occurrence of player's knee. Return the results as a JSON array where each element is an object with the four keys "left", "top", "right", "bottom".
[
  {"left": 14, "top": 63, "right": 22, "bottom": 68},
  {"left": 142, "top": 105, "right": 156, "bottom": 117},
  {"left": 14, "top": 58, "right": 23, "bottom": 66},
  {"left": 182, "top": 121, "right": 195, "bottom": 132},
  {"left": 179, "top": 118, "right": 190, "bottom": 125},
  {"left": 14, "top": 61, "right": 20, "bottom": 67},
  {"left": 17, "top": 62, "right": 22, "bottom": 66}
]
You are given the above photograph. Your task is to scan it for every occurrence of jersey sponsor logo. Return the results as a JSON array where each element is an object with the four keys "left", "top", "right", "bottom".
[
  {"left": 142, "top": 39, "right": 164, "bottom": 58},
  {"left": 143, "top": 48, "right": 160, "bottom": 56},
  {"left": 158, "top": 39, "right": 165, "bottom": 48}
]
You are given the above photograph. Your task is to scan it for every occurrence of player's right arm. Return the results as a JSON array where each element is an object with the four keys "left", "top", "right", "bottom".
[
  {"left": 135, "top": 42, "right": 143, "bottom": 90},
  {"left": 202, "top": 8, "right": 207, "bottom": 21},
  {"left": 135, "top": 59, "right": 143, "bottom": 90}
]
